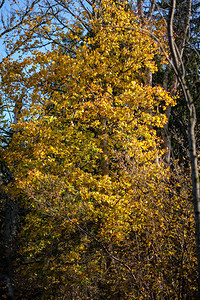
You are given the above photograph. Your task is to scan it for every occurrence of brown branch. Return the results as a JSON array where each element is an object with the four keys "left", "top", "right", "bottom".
[
  {"left": 0, "top": 0, "right": 5, "bottom": 10},
  {"left": 147, "top": 0, "right": 156, "bottom": 22},
  {"left": 0, "top": 0, "right": 40, "bottom": 39}
]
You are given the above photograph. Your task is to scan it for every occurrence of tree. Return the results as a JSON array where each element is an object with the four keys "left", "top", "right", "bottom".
[
  {"left": 0, "top": 1, "right": 43, "bottom": 298},
  {"left": 0, "top": 0, "right": 198, "bottom": 298},
  {"left": 144, "top": 0, "right": 200, "bottom": 295},
  {"left": 166, "top": 0, "right": 200, "bottom": 296}
]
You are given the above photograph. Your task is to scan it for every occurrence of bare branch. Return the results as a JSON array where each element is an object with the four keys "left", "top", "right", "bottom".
[
  {"left": 0, "top": 0, "right": 41, "bottom": 39},
  {"left": 147, "top": 0, "right": 156, "bottom": 22},
  {"left": 0, "top": 0, "right": 5, "bottom": 10}
]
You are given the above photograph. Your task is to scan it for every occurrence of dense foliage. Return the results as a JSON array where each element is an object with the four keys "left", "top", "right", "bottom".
[{"left": 0, "top": 0, "right": 198, "bottom": 299}]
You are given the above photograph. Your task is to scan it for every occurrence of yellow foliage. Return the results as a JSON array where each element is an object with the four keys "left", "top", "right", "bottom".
[{"left": 1, "top": 0, "right": 196, "bottom": 299}]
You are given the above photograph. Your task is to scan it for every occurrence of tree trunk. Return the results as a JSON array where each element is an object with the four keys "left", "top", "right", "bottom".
[{"left": 168, "top": 0, "right": 200, "bottom": 296}]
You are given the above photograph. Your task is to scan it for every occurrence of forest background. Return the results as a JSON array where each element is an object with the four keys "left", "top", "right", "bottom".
[{"left": 0, "top": 0, "right": 199, "bottom": 299}]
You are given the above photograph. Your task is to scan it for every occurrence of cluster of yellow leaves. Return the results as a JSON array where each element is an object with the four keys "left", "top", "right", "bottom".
[{"left": 1, "top": 0, "right": 196, "bottom": 298}]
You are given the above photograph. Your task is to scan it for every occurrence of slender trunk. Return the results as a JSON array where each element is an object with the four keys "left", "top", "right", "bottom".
[
  {"left": 137, "top": 0, "right": 143, "bottom": 21},
  {"left": 185, "top": 80, "right": 200, "bottom": 297},
  {"left": 161, "top": 70, "right": 177, "bottom": 165},
  {"left": 168, "top": 0, "right": 200, "bottom": 296}
]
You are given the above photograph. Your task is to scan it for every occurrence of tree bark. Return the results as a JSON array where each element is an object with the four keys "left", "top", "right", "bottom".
[
  {"left": 168, "top": 0, "right": 200, "bottom": 296},
  {"left": 137, "top": 0, "right": 144, "bottom": 20}
]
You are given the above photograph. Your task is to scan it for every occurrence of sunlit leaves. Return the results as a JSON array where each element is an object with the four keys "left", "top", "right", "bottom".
[{"left": 1, "top": 0, "right": 197, "bottom": 298}]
